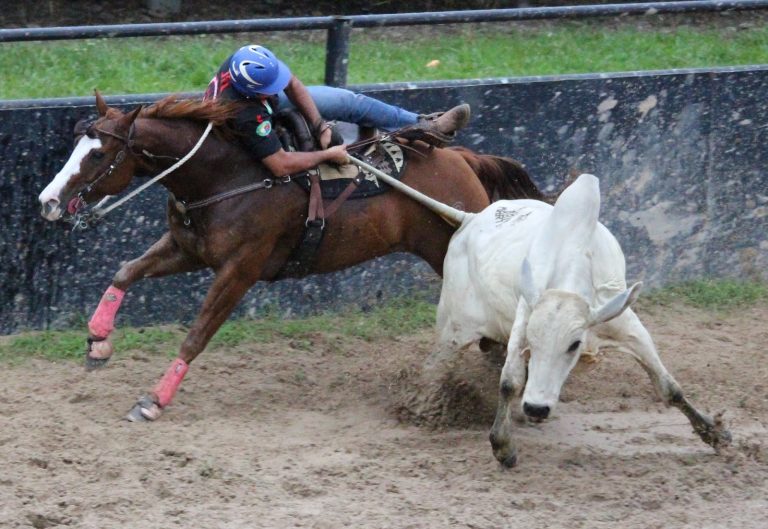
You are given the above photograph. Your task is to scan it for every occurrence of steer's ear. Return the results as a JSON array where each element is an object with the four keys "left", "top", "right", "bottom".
[
  {"left": 589, "top": 281, "right": 642, "bottom": 326},
  {"left": 519, "top": 258, "right": 540, "bottom": 308}
]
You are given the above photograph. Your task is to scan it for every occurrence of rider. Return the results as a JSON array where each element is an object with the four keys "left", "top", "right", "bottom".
[{"left": 203, "top": 44, "right": 471, "bottom": 177}]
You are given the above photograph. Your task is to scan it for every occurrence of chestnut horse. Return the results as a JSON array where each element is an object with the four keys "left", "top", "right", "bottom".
[{"left": 38, "top": 92, "right": 545, "bottom": 422}]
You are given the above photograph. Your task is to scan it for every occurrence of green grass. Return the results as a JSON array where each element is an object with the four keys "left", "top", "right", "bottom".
[
  {"left": 1, "top": 22, "right": 767, "bottom": 99},
  {"left": 642, "top": 279, "right": 768, "bottom": 311},
  {"left": 210, "top": 296, "right": 437, "bottom": 345},
  {"left": 0, "top": 297, "right": 438, "bottom": 363},
  {"left": 0, "top": 326, "right": 184, "bottom": 364},
  {"left": 1, "top": 281, "right": 764, "bottom": 364}
]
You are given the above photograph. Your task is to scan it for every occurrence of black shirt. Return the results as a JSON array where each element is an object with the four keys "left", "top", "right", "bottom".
[{"left": 203, "top": 56, "right": 283, "bottom": 160}]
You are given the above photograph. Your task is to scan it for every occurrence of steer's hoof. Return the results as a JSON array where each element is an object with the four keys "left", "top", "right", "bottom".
[
  {"left": 500, "top": 453, "right": 518, "bottom": 468},
  {"left": 85, "top": 338, "right": 113, "bottom": 371},
  {"left": 125, "top": 395, "right": 162, "bottom": 422},
  {"left": 699, "top": 413, "right": 733, "bottom": 451},
  {"left": 491, "top": 446, "right": 519, "bottom": 468},
  {"left": 490, "top": 432, "right": 518, "bottom": 468}
]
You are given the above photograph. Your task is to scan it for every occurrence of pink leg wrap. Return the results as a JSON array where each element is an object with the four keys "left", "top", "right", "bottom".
[
  {"left": 153, "top": 358, "right": 189, "bottom": 407},
  {"left": 88, "top": 286, "right": 125, "bottom": 338}
]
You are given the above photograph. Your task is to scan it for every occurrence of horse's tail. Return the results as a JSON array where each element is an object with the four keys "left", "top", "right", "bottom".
[{"left": 450, "top": 147, "right": 552, "bottom": 204}]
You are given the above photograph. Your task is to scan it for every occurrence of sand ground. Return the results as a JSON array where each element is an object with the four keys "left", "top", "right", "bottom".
[{"left": 1, "top": 301, "right": 766, "bottom": 528}]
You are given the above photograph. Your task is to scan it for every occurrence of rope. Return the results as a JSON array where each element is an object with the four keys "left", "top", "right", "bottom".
[{"left": 347, "top": 155, "right": 470, "bottom": 227}]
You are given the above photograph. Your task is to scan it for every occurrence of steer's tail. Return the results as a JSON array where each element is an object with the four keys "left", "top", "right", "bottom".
[{"left": 449, "top": 147, "right": 550, "bottom": 204}]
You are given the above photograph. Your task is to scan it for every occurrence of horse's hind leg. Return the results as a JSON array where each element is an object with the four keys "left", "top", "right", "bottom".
[
  {"left": 126, "top": 260, "right": 257, "bottom": 422},
  {"left": 86, "top": 232, "right": 203, "bottom": 370}
]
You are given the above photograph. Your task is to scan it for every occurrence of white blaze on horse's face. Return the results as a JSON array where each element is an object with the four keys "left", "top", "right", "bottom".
[
  {"left": 521, "top": 291, "right": 589, "bottom": 419},
  {"left": 38, "top": 135, "right": 103, "bottom": 221}
]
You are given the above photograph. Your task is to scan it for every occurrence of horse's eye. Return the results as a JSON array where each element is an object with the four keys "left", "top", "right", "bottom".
[
  {"left": 91, "top": 150, "right": 105, "bottom": 161},
  {"left": 567, "top": 340, "right": 581, "bottom": 354}
]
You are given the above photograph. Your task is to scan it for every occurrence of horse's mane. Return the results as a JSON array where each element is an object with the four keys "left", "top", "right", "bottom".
[
  {"left": 141, "top": 95, "right": 247, "bottom": 138},
  {"left": 449, "top": 146, "right": 552, "bottom": 204}
]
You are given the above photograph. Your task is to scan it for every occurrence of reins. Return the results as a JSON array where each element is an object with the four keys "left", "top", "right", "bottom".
[
  {"left": 169, "top": 174, "right": 293, "bottom": 227},
  {"left": 96, "top": 121, "right": 213, "bottom": 217},
  {"left": 70, "top": 117, "right": 434, "bottom": 232},
  {"left": 71, "top": 121, "right": 213, "bottom": 230}
]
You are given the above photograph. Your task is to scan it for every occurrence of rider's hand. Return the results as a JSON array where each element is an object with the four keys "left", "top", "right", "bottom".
[
  {"left": 326, "top": 144, "right": 349, "bottom": 165},
  {"left": 319, "top": 127, "right": 333, "bottom": 150}
]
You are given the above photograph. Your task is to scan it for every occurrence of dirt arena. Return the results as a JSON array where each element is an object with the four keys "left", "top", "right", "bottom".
[{"left": 1, "top": 301, "right": 766, "bottom": 528}]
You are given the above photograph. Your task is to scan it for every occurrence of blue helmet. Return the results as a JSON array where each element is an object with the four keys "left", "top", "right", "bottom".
[{"left": 228, "top": 45, "right": 292, "bottom": 97}]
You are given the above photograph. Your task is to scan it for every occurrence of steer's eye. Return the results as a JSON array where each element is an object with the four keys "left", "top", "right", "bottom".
[
  {"left": 91, "top": 150, "right": 105, "bottom": 161},
  {"left": 567, "top": 340, "right": 581, "bottom": 354}
]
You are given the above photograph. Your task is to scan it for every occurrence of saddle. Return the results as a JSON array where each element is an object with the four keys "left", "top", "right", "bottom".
[
  {"left": 273, "top": 109, "right": 408, "bottom": 202},
  {"left": 272, "top": 109, "right": 451, "bottom": 278}
]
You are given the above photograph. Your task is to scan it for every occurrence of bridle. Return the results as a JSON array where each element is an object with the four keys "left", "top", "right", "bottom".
[
  {"left": 69, "top": 117, "right": 213, "bottom": 231},
  {"left": 75, "top": 122, "right": 135, "bottom": 201}
]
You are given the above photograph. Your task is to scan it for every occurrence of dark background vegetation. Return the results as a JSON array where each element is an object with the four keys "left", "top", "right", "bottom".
[{"left": 1, "top": 0, "right": 677, "bottom": 28}]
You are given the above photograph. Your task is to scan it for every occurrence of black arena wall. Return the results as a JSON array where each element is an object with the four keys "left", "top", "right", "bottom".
[{"left": 1, "top": 66, "right": 766, "bottom": 334}]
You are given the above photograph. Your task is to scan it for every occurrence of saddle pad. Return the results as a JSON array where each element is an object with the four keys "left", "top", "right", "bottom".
[{"left": 294, "top": 140, "right": 407, "bottom": 200}]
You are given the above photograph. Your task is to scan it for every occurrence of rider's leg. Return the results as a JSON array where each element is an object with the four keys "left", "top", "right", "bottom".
[{"left": 278, "top": 86, "right": 419, "bottom": 131}]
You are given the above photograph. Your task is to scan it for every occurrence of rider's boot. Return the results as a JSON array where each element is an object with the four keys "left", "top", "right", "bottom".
[
  {"left": 397, "top": 104, "right": 471, "bottom": 146},
  {"left": 415, "top": 103, "right": 471, "bottom": 136}
]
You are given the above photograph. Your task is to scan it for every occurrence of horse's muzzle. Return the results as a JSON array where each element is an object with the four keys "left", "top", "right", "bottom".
[{"left": 40, "top": 199, "right": 62, "bottom": 221}]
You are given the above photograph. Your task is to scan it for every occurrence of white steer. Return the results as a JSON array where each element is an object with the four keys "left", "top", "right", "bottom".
[{"left": 428, "top": 173, "right": 731, "bottom": 467}]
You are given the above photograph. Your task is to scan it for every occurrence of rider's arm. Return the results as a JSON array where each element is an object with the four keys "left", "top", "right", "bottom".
[
  {"left": 231, "top": 101, "right": 346, "bottom": 176},
  {"left": 283, "top": 75, "right": 333, "bottom": 149},
  {"left": 262, "top": 146, "right": 348, "bottom": 177}
]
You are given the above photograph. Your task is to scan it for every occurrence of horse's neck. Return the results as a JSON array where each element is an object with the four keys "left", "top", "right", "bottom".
[{"left": 136, "top": 118, "right": 267, "bottom": 200}]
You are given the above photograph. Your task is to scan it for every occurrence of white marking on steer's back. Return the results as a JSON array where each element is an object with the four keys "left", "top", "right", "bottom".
[
  {"left": 438, "top": 199, "right": 551, "bottom": 343},
  {"left": 438, "top": 175, "right": 621, "bottom": 343},
  {"left": 38, "top": 136, "right": 102, "bottom": 220}
]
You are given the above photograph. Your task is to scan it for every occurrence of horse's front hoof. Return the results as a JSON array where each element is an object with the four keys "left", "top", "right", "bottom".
[
  {"left": 85, "top": 338, "right": 114, "bottom": 371},
  {"left": 125, "top": 395, "right": 162, "bottom": 422},
  {"left": 85, "top": 355, "right": 110, "bottom": 371}
]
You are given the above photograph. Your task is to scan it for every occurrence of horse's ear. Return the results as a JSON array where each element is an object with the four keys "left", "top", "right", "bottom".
[
  {"left": 117, "top": 105, "right": 143, "bottom": 131},
  {"left": 94, "top": 89, "right": 109, "bottom": 116}
]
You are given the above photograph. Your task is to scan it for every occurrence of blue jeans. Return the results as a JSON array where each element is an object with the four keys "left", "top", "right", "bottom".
[{"left": 277, "top": 86, "right": 419, "bottom": 131}]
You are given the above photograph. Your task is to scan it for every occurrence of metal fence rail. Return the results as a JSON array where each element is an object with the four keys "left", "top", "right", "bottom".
[{"left": 1, "top": 0, "right": 767, "bottom": 87}]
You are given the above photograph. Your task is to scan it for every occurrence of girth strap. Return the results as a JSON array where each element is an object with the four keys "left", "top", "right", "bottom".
[
  {"left": 324, "top": 172, "right": 365, "bottom": 218},
  {"left": 306, "top": 171, "right": 325, "bottom": 226}
]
